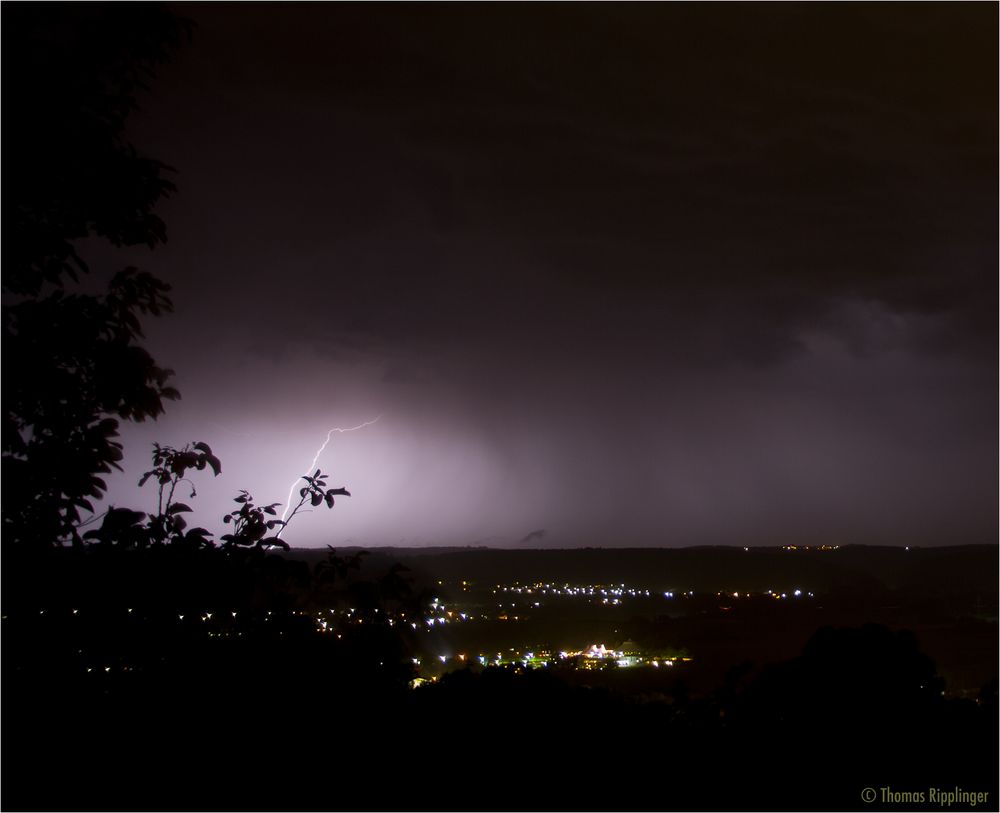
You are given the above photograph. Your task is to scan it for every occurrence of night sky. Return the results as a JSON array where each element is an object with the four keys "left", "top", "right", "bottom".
[{"left": 96, "top": 4, "right": 997, "bottom": 548}]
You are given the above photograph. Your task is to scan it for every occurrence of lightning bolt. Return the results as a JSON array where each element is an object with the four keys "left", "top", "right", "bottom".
[{"left": 279, "top": 416, "right": 381, "bottom": 526}]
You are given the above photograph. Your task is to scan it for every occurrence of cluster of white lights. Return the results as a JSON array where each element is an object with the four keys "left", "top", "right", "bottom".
[{"left": 494, "top": 582, "right": 656, "bottom": 599}]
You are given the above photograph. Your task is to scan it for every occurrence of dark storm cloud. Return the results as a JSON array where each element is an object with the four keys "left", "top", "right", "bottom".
[
  {"left": 518, "top": 529, "right": 547, "bottom": 547},
  {"left": 96, "top": 3, "right": 996, "bottom": 547},
  {"left": 159, "top": 5, "right": 990, "bottom": 361}
]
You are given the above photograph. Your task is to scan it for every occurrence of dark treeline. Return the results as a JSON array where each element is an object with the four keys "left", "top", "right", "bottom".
[
  {"left": 3, "top": 532, "right": 997, "bottom": 810},
  {"left": 4, "top": 598, "right": 997, "bottom": 811}
]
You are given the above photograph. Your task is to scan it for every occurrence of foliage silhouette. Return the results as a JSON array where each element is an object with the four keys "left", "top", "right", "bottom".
[
  {"left": 79, "top": 507, "right": 149, "bottom": 549},
  {"left": 278, "top": 468, "right": 351, "bottom": 540},
  {"left": 2, "top": 4, "right": 190, "bottom": 547},
  {"left": 212, "top": 468, "right": 350, "bottom": 551},
  {"left": 316, "top": 545, "right": 369, "bottom": 583},
  {"left": 138, "top": 441, "right": 221, "bottom": 547},
  {"left": 220, "top": 491, "right": 287, "bottom": 551},
  {"left": 0, "top": 9, "right": 441, "bottom": 806},
  {"left": 70, "top": 434, "right": 352, "bottom": 555}
]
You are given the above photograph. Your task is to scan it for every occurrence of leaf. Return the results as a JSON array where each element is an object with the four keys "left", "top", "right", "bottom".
[
  {"left": 97, "top": 418, "right": 119, "bottom": 436},
  {"left": 223, "top": 514, "right": 232, "bottom": 524},
  {"left": 263, "top": 506, "right": 276, "bottom": 515},
  {"left": 325, "top": 493, "right": 334, "bottom": 508},
  {"left": 206, "top": 455, "right": 222, "bottom": 476},
  {"left": 168, "top": 503, "right": 192, "bottom": 514},
  {"left": 138, "top": 472, "right": 154, "bottom": 487},
  {"left": 310, "top": 493, "right": 322, "bottom": 507},
  {"left": 193, "top": 442, "right": 213, "bottom": 454},
  {"left": 184, "top": 529, "right": 213, "bottom": 548}
]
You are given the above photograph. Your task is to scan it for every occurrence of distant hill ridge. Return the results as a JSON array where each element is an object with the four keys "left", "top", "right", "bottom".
[{"left": 284, "top": 544, "right": 998, "bottom": 600}]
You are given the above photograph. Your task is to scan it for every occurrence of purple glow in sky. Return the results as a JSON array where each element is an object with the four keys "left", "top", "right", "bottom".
[{"left": 91, "top": 5, "right": 995, "bottom": 548}]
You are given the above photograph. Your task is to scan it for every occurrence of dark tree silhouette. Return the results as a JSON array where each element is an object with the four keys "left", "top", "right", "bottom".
[{"left": 2, "top": 5, "right": 190, "bottom": 546}]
